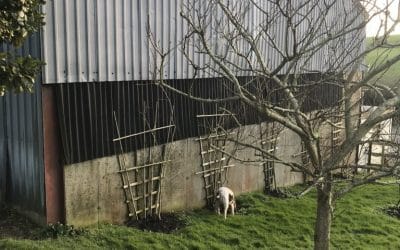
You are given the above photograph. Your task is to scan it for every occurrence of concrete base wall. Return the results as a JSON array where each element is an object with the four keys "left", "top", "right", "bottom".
[{"left": 64, "top": 123, "right": 304, "bottom": 226}]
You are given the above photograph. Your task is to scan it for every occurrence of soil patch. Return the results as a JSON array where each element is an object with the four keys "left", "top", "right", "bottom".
[
  {"left": 383, "top": 205, "right": 400, "bottom": 219},
  {"left": 0, "top": 203, "right": 40, "bottom": 239},
  {"left": 126, "top": 214, "right": 187, "bottom": 233}
]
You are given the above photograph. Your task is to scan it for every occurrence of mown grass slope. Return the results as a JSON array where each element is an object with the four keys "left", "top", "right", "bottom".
[
  {"left": 366, "top": 35, "right": 400, "bottom": 89},
  {"left": 1, "top": 183, "right": 400, "bottom": 249}
]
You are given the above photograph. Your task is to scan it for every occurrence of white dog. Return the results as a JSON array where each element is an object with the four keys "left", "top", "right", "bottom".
[{"left": 215, "top": 187, "right": 236, "bottom": 219}]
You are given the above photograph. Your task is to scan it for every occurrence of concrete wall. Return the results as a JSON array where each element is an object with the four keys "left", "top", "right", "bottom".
[{"left": 64, "top": 123, "right": 304, "bottom": 226}]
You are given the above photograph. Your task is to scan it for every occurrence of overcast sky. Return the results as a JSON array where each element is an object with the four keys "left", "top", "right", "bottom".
[{"left": 366, "top": 0, "right": 400, "bottom": 37}]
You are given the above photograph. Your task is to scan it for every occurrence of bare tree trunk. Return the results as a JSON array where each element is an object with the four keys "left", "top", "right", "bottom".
[{"left": 314, "top": 181, "right": 333, "bottom": 250}]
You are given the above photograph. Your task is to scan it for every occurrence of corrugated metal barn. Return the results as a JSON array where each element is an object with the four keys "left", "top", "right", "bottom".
[{"left": 0, "top": 0, "right": 365, "bottom": 225}]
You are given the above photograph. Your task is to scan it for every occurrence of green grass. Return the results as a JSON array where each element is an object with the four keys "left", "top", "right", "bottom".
[
  {"left": 366, "top": 35, "right": 400, "bottom": 89},
  {"left": 1, "top": 183, "right": 400, "bottom": 249}
]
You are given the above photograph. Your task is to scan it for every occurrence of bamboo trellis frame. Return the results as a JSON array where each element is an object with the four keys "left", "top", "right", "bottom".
[
  {"left": 195, "top": 112, "right": 236, "bottom": 208},
  {"left": 112, "top": 101, "right": 175, "bottom": 220},
  {"left": 258, "top": 122, "right": 281, "bottom": 192}
]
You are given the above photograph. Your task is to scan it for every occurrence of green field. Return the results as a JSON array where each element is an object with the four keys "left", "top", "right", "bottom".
[
  {"left": 366, "top": 35, "right": 400, "bottom": 89},
  {"left": 1, "top": 183, "right": 400, "bottom": 249}
]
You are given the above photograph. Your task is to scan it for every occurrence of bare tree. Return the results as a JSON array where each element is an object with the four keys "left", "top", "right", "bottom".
[{"left": 149, "top": 0, "right": 400, "bottom": 249}]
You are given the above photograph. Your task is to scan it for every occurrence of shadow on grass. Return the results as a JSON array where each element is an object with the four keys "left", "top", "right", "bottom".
[{"left": 0, "top": 203, "right": 41, "bottom": 240}]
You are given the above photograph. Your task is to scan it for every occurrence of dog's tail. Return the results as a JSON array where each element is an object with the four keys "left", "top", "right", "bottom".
[{"left": 216, "top": 190, "right": 221, "bottom": 199}]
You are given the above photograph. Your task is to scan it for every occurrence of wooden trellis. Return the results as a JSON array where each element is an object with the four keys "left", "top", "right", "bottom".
[
  {"left": 293, "top": 111, "right": 344, "bottom": 181},
  {"left": 330, "top": 111, "right": 351, "bottom": 177},
  {"left": 331, "top": 112, "right": 343, "bottom": 156},
  {"left": 195, "top": 113, "right": 235, "bottom": 208},
  {"left": 258, "top": 122, "right": 281, "bottom": 192},
  {"left": 112, "top": 106, "right": 175, "bottom": 220},
  {"left": 296, "top": 141, "right": 313, "bottom": 182}
]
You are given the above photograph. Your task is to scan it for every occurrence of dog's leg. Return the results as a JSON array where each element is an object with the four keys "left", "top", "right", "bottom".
[
  {"left": 223, "top": 203, "right": 228, "bottom": 219},
  {"left": 229, "top": 193, "right": 235, "bottom": 216},
  {"left": 215, "top": 200, "right": 221, "bottom": 215}
]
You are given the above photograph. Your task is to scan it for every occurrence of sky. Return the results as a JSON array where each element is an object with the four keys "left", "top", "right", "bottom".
[{"left": 366, "top": 0, "right": 400, "bottom": 37}]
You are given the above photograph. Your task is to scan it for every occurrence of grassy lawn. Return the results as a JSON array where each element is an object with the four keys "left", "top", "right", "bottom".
[
  {"left": 1, "top": 183, "right": 400, "bottom": 249},
  {"left": 366, "top": 35, "right": 400, "bottom": 89}
]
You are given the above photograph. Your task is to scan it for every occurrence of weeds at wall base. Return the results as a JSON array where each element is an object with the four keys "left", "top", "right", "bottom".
[{"left": 125, "top": 213, "right": 188, "bottom": 233}]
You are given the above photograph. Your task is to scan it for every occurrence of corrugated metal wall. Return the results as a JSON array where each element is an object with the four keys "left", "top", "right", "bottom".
[
  {"left": 0, "top": 95, "right": 6, "bottom": 201},
  {"left": 0, "top": 33, "right": 45, "bottom": 216},
  {"left": 41, "top": 0, "right": 365, "bottom": 84}
]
